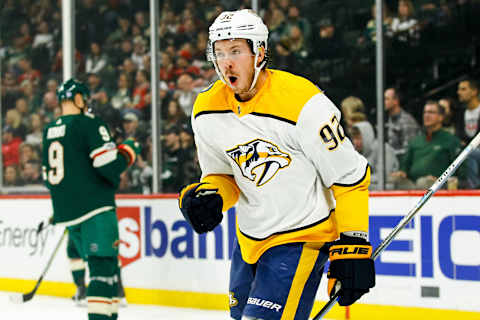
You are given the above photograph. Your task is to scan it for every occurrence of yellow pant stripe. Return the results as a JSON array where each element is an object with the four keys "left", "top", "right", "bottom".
[{"left": 281, "top": 246, "right": 319, "bottom": 320}]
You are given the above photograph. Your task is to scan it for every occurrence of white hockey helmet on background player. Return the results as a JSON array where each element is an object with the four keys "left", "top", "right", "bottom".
[{"left": 207, "top": 9, "right": 269, "bottom": 91}]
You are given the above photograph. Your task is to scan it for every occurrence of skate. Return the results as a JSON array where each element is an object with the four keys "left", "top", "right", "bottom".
[{"left": 72, "top": 284, "right": 87, "bottom": 307}]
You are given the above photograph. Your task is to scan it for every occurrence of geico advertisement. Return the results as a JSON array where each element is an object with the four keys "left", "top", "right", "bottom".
[
  {"left": 359, "top": 196, "right": 480, "bottom": 311},
  {"left": 0, "top": 197, "right": 478, "bottom": 311}
]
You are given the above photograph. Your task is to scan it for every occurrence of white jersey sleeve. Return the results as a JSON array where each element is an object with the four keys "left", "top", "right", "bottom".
[
  {"left": 191, "top": 113, "right": 234, "bottom": 179},
  {"left": 296, "top": 93, "right": 368, "bottom": 187}
]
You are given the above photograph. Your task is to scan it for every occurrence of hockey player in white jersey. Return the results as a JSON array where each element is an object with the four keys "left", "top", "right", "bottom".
[{"left": 178, "top": 9, "right": 375, "bottom": 320}]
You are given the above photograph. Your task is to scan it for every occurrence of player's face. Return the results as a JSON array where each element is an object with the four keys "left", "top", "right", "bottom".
[{"left": 214, "top": 39, "right": 255, "bottom": 94}]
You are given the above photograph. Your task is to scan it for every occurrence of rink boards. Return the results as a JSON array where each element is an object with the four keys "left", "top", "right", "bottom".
[{"left": 0, "top": 192, "right": 479, "bottom": 319}]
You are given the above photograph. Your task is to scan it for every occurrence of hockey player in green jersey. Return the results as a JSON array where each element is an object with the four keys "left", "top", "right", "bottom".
[{"left": 42, "top": 78, "right": 140, "bottom": 320}]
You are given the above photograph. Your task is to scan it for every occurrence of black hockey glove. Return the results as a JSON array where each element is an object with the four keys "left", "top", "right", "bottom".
[
  {"left": 178, "top": 183, "right": 223, "bottom": 234},
  {"left": 327, "top": 233, "right": 375, "bottom": 306}
]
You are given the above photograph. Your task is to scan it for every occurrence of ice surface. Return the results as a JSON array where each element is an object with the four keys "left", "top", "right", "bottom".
[
  {"left": 1, "top": 291, "right": 333, "bottom": 319},
  {"left": 0, "top": 291, "right": 229, "bottom": 320}
]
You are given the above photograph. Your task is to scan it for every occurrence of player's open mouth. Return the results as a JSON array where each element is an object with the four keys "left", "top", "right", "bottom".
[{"left": 229, "top": 76, "right": 238, "bottom": 85}]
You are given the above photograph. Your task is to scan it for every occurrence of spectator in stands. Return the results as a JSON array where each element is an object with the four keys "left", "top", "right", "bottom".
[
  {"left": 106, "top": 16, "right": 131, "bottom": 50},
  {"left": 131, "top": 36, "right": 147, "bottom": 70},
  {"left": 161, "top": 125, "right": 186, "bottom": 193},
  {"left": 21, "top": 160, "right": 42, "bottom": 185},
  {"left": 89, "top": 78, "right": 122, "bottom": 130},
  {"left": 20, "top": 80, "right": 42, "bottom": 113},
  {"left": 159, "top": 52, "right": 176, "bottom": 82},
  {"left": 340, "top": 96, "right": 374, "bottom": 135},
  {"left": 130, "top": 155, "right": 153, "bottom": 194},
  {"left": 87, "top": 72, "right": 108, "bottom": 105},
  {"left": 119, "top": 57, "right": 137, "bottom": 83},
  {"left": 25, "top": 113, "right": 43, "bottom": 147},
  {"left": 5, "top": 108, "right": 27, "bottom": 140},
  {"left": 175, "top": 17, "right": 197, "bottom": 47},
  {"left": 2, "top": 126, "right": 22, "bottom": 168},
  {"left": 265, "top": 7, "right": 287, "bottom": 44},
  {"left": 384, "top": 87, "right": 420, "bottom": 160},
  {"left": 32, "top": 20, "right": 54, "bottom": 57},
  {"left": 456, "top": 78, "right": 480, "bottom": 188},
  {"left": 164, "top": 98, "right": 187, "bottom": 128},
  {"left": 390, "top": 0, "right": 420, "bottom": 43},
  {"left": 1, "top": 71, "right": 22, "bottom": 108},
  {"left": 117, "top": 171, "right": 139, "bottom": 194},
  {"left": 133, "top": 11, "right": 149, "bottom": 38},
  {"left": 4, "top": 164, "right": 22, "bottom": 186},
  {"left": 121, "top": 111, "right": 140, "bottom": 139},
  {"left": 174, "top": 73, "right": 198, "bottom": 117},
  {"left": 179, "top": 122, "right": 200, "bottom": 184},
  {"left": 52, "top": 49, "right": 85, "bottom": 75},
  {"left": 350, "top": 123, "right": 399, "bottom": 190},
  {"left": 111, "top": 72, "right": 133, "bottom": 111},
  {"left": 391, "top": 100, "right": 462, "bottom": 189},
  {"left": 4, "top": 37, "right": 29, "bottom": 70},
  {"left": 192, "top": 32, "right": 209, "bottom": 67},
  {"left": 131, "top": 69, "right": 150, "bottom": 113},
  {"left": 173, "top": 51, "right": 201, "bottom": 78},
  {"left": 457, "top": 78, "right": 480, "bottom": 143},
  {"left": 283, "top": 4, "right": 312, "bottom": 46},
  {"left": 17, "top": 22, "right": 32, "bottom": 49},
  {"left": 40, "top": 91, "right": 59, "bottom": 124},
  {"left": 45, "top": 78, "right": 59, "bottom": 95},
  {"left": 311, "top": 18, "right": 345, "bottom": 82},
  {"left": 438, "top": 97, "right": 459, "bottom": 135},
  {"left": 358, "top": 2, "right": 393, "bottom": 46},
  {"left": 18, "top": 142, "right": 40, "bottom": 170},
  {"left": 17, "top": 57, "right": 41, "bottom": 87},
  {"left": 111, "top": 38, "right": 133, "bottom": 67},
  {"left": 85, "top": 42, "right": 109, "bottom": 75},
  {"left": 15, "top": 97, "right": 31, "bottom": 127}
]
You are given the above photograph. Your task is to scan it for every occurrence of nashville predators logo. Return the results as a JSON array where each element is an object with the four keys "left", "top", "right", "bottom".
[
  {"left": 229, "top": 292, "right": 238, "bottom": 307},
  {"left": 226, "top": 139, "right": 291, "bottom": 186}
]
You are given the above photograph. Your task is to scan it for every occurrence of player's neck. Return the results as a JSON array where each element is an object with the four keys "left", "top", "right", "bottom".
[
  {"left": 236, "top": 70, "right": 268, "bottom": 102},
  {"left": 62, "top": 102, "right": 83, "bottom": 116}
]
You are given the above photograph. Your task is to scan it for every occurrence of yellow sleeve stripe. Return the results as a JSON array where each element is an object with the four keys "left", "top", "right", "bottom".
[
  {"left": 330, "top": 165, "right": 370, "bottom": 234},
  {"left": 178, "top": 183, "right": 202, "bottom": 209},
  {"left": 201, "top": 174, "right": 240, "bottom": 212}
]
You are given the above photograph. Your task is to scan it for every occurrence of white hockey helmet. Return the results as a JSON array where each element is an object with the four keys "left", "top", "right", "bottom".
[{"left": 207, "top": 9, "right": 269, "bottom": 91}]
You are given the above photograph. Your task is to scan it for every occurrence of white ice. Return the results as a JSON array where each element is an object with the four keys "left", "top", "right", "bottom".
[
  {"left": 1, "top": 291, "right": 333, "bottom": 319},
  {"left": 0, "top": 291, "right": 229, "bottom": 320}
]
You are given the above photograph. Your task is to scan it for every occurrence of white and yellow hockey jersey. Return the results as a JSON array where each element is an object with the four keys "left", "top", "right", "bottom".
[{"left": 192, "top": 69, "right": 370, "bottom": 264}]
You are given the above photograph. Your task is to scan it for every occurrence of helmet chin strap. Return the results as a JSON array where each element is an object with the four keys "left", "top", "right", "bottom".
[{"left": 248, "top": 51, "right": 266, "bottom": 92}]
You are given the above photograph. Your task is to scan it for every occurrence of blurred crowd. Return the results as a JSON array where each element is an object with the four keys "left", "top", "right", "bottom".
[{"left": 1, "top": 0, "right": 480, "bottom": 192}]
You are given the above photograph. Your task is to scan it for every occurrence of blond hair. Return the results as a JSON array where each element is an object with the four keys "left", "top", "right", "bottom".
[
  {"left": 6, "top": 109, "right": 22, "bottom": 128},
  {"left": 341, "top": 96, "right": 366, "bottom": 116}
]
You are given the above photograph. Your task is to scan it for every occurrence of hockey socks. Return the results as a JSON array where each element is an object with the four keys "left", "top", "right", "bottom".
[{"left": 87, "top": 256, "right": 117, "bottom": 320}]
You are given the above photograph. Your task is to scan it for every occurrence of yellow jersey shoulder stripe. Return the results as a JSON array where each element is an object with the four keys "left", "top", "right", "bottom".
[
  {"left": 193, "top": 80, "right": 229, "bottom": 117},
  {"left": 253, "top": 69, "right": 322, "bottom": 124},
  {"left": 192, "top": 70, "right": 322, "bottom": 124}
]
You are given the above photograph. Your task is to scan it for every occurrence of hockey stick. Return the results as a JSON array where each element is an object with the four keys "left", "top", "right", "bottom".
[
  {"left": 9, "top": 229, "right": 67, "bottom": 304},
  {"left": 313, "top": 132, "right": 480, "bottom": 320},
  {"left": 36, "top": 216, "right": 53, "bottom": 235}
]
